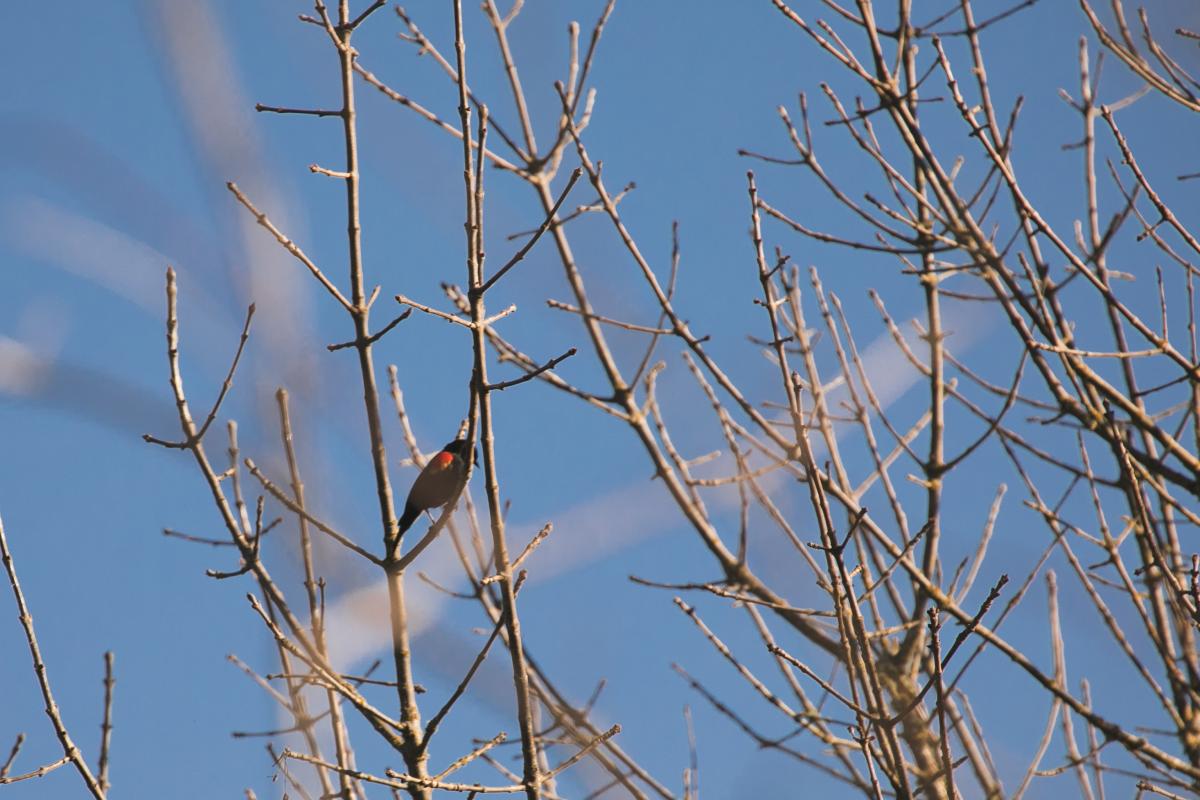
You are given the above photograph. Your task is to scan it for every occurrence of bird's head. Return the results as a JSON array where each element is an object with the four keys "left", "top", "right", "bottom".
[{"left": 441, "top": 438, "right": 479, "bottom": 467}]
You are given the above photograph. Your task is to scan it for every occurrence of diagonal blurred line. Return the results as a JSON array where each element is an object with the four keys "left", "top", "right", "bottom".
[
  {"left": 0, "top": 337, "right": 175, "bottom": 436},
  {"left": 140, "top": 0, "right": 319, "bottom": 395},
  {"left": 320, "top": 302, "right": 996, "bottom": 661},
  {"left": 0, "top": 115, "right": 222, "bottom": 270},
  {"left": 3, "top": 194, "right": 228, "bottom": 323},
  {"left": 320, "top": 297, "right": 997, "bottom": 654}
]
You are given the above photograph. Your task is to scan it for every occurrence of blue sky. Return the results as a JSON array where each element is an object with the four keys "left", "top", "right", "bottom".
[{"left": 1, "top": 1, "right": 1197, "bottom": 798}]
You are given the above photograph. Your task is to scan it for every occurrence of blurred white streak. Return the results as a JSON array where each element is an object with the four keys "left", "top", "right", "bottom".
[
  {"left": 144, "top": 0, "right": 318, "bottom": 392},
  {"left": 321, "top": 299, "right": 997, "bottom": 661},
  {"left": 322, "top": 476, "right": 683, "bottom": 672},
  {"left": 823, "top": 296, "right": 991, "bottom": 412},
  {"left": 147, "top": 1, "right": 261, "bottom": 181},
  {"left": 0, "top": 334, "right": 174, "bottom": 434},
  {"left": 1, "top": 193, "right": 246, "bottom": 383},
  {"left": 301, "top": 302, "right": 997, "bottom": 800},
  {"left": 3, "top": 194, "right": 208, "bottom": 313},
  {"left": 324, "top": 579, "right": 431, "bottom": 669},
  {"left": 319, "top": 307, "right": 984, "bottom": 657},
  {"left": 0, "top": 338, "right": 48, "bottom": 396},
  {"left": 14, "top": 296, "right": 69, "bottom": 362}
]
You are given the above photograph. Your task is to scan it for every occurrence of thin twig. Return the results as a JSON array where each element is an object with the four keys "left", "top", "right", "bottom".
[{"left": 97, "top": 652, "right": 114, "bottom": 794}]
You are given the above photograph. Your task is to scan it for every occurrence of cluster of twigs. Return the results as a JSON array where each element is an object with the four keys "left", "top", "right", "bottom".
[
  {"left": 5, "top": 0, "right": 1200, "bottom": 798},
  {"left": 149, "top": 1, "right": 644, "bottom": 798},
  {"left": 364, "top": 0, "right": 1200, "bottom": 797}
]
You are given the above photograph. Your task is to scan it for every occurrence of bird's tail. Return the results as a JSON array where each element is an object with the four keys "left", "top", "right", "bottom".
[{"left": 398, "top": 502, "right": 421, "bottom": 537}]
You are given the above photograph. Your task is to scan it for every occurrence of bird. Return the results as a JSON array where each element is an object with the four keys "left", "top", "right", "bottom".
[{"left": 398, "top": 439, "right": 471, "bottom": 537}]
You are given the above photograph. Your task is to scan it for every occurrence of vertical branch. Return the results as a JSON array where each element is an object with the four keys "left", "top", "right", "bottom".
[
  {"left": 898, "top": 3, "right": 945, "bottom": 669},
  {"left": 230, "top": 422, "right": 336, "bottom": 799},
  {"left": 926, "top": 609, "right": 957, "bottom": 800},
  {"left": 276, "top": 389, "right": 357, "bottom": 799},
  {"left": 325, "top": 1, "right": 402, "bottom": 558},
  {"left": 98, "top": 652, "right": 114, "bottom": 795},
  {"left": 316, "top": 0, "right": 427, "bottom": 791},
  {"left": 747, "top": 172, "right": 803, "bottom": 445},
  {"left": 1048, "top": 571, "right": 1096, "bottom": 800},
  {"left": 1080, "top": 680, "right": 1106, "bottom": 799},
  {"left": 454, "top": 1, "right": 541, "bottom": 796},
  {"left": 793, "top": 385, "right": 911, "bottom": 797},
  {"left": 276, "top": 390, "right": 322, "bottom": 634}
]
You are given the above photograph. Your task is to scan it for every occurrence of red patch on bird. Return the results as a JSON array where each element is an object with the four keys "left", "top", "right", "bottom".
[{"left": 435, "top": 451, "right": 455, "bottom": 468}]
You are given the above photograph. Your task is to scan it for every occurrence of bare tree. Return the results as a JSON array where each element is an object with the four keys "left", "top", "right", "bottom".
[
  {"left": 364, "top": 0, "right": 1200, "bottom": 796},
  {"left": 5, "top": 1, "right": 1200, "bottom": 798},
  {"left": 144, "top": 2, "right": 639, "bottom": 798}
]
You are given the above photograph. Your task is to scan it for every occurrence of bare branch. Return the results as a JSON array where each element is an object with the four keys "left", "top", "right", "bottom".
[{"left": 0, "top": 513, "right": 106, "bottom": 798}]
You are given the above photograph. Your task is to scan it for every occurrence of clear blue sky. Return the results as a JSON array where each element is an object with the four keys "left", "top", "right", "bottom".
[{"left": 0, "top": 1, "right": 1194, "bottom": 798}]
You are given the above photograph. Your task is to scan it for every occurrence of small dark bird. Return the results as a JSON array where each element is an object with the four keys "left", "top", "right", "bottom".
[{"left": 398, "top": 439, "right": 471, "bottom": 537}]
